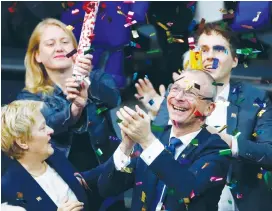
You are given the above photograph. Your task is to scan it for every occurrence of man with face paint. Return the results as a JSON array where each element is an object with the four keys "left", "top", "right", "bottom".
[
  {"left": 98, "top": 70, "right": 231, "bottom": 211},
  {"left": 134, "top": 23, "right": 272, "bottom": 211}
]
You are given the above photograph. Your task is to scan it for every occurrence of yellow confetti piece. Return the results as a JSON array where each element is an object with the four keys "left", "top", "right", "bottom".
[
  {"left": 166, "top": 31, "right": 171, "bottom": 37},
  {"left": 66, "top": 25, "right": 74, "bottom": 31},
  {"left": 218, "top": 125, "right": 228, "bottom": 133},
  {"left": 183, "top": 198, "right": 190, "bottom": 204},
  {"left": 257, "top": 173, "right": 263, "bottom": 179},
  {"left": 257, "top": 109, "right": 266, "bottom": 117},
  {"left": 189, "top": 49, "right": 203, "bottom": 70},
  {"left": 121, "top": 167, "right": 133, "bottom": 173},
  {"left": 252, "top": 132, "right": 257, "bottom": 137},
  {"left": 141, "top": 191, "right": 146, "bottom": 203},
  {"left": 157, "top": 22, "right": 168, "bottom": 31},
  {"left": 149, "top": 32, "right": 156, "bottom": 37},
  {"left": 231, "top": 113, "right": 237, "bottom": 118},
  {"left": 201, "top": 162, "right": 209, "bottom": 169}
]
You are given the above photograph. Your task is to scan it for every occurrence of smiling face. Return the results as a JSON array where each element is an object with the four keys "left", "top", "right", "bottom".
[
  {"left": 167, "top": 71, "right": 216, "bottom": 128},
  {"left": 26, "top": 111, "right": 54, "bottom": 160},
  {"left": 198, "top": 31, "right": 238, "bottom": 83},
  {"left": 35, "top": 25, "right": 75, "bottom": 72}
]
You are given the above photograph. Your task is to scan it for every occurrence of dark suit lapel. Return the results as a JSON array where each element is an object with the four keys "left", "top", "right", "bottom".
[
  {"left": 9, "top": 161, "right": 57, "bottom": 210},
  {"left": 227, "top": 82, "right": 240, "bottom": 135}
]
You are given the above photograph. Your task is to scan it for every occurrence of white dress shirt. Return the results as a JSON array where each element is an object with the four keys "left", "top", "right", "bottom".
[{"left": 33, "top": 164, "right": 78, "bottom": 207}]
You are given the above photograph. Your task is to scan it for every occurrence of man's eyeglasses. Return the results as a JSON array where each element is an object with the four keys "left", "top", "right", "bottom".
[{"left": 169, "top": 84, "right": 214, "bottom": 102}]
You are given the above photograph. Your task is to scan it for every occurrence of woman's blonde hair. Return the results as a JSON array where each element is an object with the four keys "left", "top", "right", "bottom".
[
  {"left": 1, "top": 100, "right": 43, "bottom": 159},
  {"left": 24, "top": 18, "right": 78, "bottom": 94}
]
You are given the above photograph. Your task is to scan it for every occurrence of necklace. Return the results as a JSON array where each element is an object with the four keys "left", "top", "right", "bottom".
[{"left": 29, "top": 162, "right": 47, "bottom": 177}]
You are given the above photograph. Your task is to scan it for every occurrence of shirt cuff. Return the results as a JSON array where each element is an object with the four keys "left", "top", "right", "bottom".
[
  {"left": 231, "top": 135, "right": 239, "bottom": 157},
  {"left": 140, "top": 139, "right": 165, "bottom": 166},
  {"left": 113, "top": 146, "right": 131, "bottom": 171},
  {"left": 148, "top": 111, "right": 157, "bottom": 121}
]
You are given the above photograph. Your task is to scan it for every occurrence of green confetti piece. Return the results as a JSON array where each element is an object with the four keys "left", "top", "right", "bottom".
[
  {"left": 96, "top": 107, "right": 108, "bottom": 115},
  {"left": 212, "top": 82, "right": 224, "bottom": 86},
  {"left": 116, "top": 118, "right": 123, "bottom": 123},
  {"left": 146, "top": 49, "right": 161, "bottom": 54},
  {"left": 228, "top": 200, "right": 232, "bottom": 204},
  {"left": 95, "top": 148, "right": 103, "bottom": 156},
  {"left": 264, "top": 171, "right": 272, "bottom": 189},
  {"left": 232, "top": 129, "right": 239, "bottom": 136},
  {"left": 178, "top": 199, "right": 184, "bottom": 204},
  {"left": 84, "top": 48, "right": 95, "bottom": 55},
  {"left": 248, "top": 53, "right": 258, "bottom": 59},
  {"left": 191, "top": 138, "right": 198, "bottom": 146},
  {"left": 219, "top": 149, "right": 232, "bottom": 156},
  {"left": 167, "top": 188, "right": 175, "bottom": 195},
  {"left": 151, "top": 124, "right": 164, "bottom": 132},
  {"left": 236, "top": 98, "right": 245, "bottom": 105}
]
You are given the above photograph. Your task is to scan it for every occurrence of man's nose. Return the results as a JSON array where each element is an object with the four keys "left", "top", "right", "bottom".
[{"left": 175, "top": 90, "right": 186, "bottom": 100}]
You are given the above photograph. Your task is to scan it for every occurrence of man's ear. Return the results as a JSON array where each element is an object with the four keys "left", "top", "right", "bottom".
[
  {"left": 35, "top": 51, "right": 42, "bottom": 63},
  {"left": 232, "top": 56, "right": 238, "bottom": 69},
  {"left": 204, "top": 102, "right": 216, "bottom": 117},
  {"left": 15, "top": 139, "right": 29, "bottom": 150}
]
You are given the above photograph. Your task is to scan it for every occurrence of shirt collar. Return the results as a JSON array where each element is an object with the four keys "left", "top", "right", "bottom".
[
  {"left": 169, "top": 127, "right": 202, "bottom": 147},
  {"left": 215, "top": 83, "right": 230, "bottom": 101}
]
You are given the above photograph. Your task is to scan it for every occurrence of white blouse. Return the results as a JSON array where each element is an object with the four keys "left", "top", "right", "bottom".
[{"left": 33, "top": 164, "right": 78, "bottom": 207}]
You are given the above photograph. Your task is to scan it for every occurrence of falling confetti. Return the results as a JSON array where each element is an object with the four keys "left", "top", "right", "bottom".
[
  {"left": 212, "top": 82, "right": 224, "bottom": 86},
  {"left": 95, "top": 148, "right": 103, "bottom": 156},
  {"left": 218, "top": 125, "right": 227, "bottom": 133},
  {"left": 116, "top": 118, "right": 123, "bottom": 123},
  {"left": 136, "top": 182, "right": 143, "bottom": 186},
  {"left": 66, "top": 25, "right": 75, "bottom": 31},
  {"left": 190, "top": 138, "right": 198, "bottom": 146},
  {"left": 219, "top": 149, "right": 232, "bottom": 156},
  {"left": 210, "top": 177, "right": 223, "bottom": 182},
  {"left": 257, "top": 109, "right": 266, "bottom": 117},
  {"left": 130, "top": 151, "right": 141, "bottom": 158},
  {"left": 141, "top": 191, "right": 146, "bottom": 202},
  {"left": 96, "top": 107, "right": 108, "bottom": 115},
  {"left": 148, "top": 99, "right": 155, "bottom": 106},
  {"left": 66, "top": 49, "right": 77, "bottom": 58},
  {"left": 252, "top": 11, "right": 261, "bottom": 22},
  {"left": 201, "top": 162, "right": 209, "bottom": 169},
  {"left": 151, "top": 124, "right": 164, "bottom": 132}
]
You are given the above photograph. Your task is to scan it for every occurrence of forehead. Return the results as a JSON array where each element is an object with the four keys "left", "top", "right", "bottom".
[
  {"left": 40, "top": 25, "right": 68, "bottom": 40},
  {"left": 197, "top": 31, "right": 230, "bottom": 48},
  {"left": 174, "top": 72, "right": 203, "bottom": 87}
]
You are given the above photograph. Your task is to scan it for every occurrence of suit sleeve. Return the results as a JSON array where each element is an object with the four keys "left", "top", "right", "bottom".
[
  {"left": 148, "top": 138, "right": 230, "bottom": 199},
  {"left": 98, "top": 145, "right": 140, "bottom": 198},
  {"left": 89, "top": 69, "right": 121, "bottom": 108},
  {"left": 237, "top": 92, "right": 272, "bottom": 170}
]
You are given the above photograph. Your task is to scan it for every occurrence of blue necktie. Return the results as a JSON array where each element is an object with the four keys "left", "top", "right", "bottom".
[{"left": 152, "top": 137, "right": 183, "bottom": 211}]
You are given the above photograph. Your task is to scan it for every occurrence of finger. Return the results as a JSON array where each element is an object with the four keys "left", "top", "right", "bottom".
[
  {"left": 135, "top": 83, "right": 144, "bottom": 96},
  {"left": 119, "top": 108, "right": 134, "bottom": 124},
  {"left": 66, "top": 78, "right": 77, "bottom": 83},
  {"left": 80, "top": 54, "right": 93, "bottom": 60},
  {"left": 172, "top": 72, "right": 180, "bottom": 81},
  {"left": 77, "top": 56, "right": 92, "bottom": 64},
  {"left": 66, "top": 82, "right": 80, "bottom": 88},
  {"left": 116, "top": 111, "right": 129, "bottom": 127},
  {"left": 67, "top": 202, "right": 84, "bottom": 210},
  {"left": 66, "top": 94, "right": 78, "bottom": 101},
  {"left": 135, "top": 105, "right": 148, "bottom": 119},
  {"left": 144, "top": 77, "right": 154, "bottom": 89},
  {"left": 75, "top": 62, "right": 91, "bottom": 71},
  {"left": 66, "top": 87, "right": 80, "bottom": 95},
  {"left": 123, "top": 106, "right": 140, "bottom": 120},
  {"left": 118, "top": 123, "right": 131, "bottom": 135},
  {"left": 138, "top": 79, "right": 149, "bottom": 92},
  {"left": 74, "top": 66, "right": 90, "bottom": 76},
  {"left": 159, "top": 84, "right": 166, "bottom": 97},
  {"left": 71, "top": 207, "right": 84, "bottom": 211}
]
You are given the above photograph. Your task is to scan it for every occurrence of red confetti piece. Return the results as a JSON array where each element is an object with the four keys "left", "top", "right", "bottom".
[
  {"left": 130, "top": 151, "right": 141, "bottom": 158},
  {"left": 194, "top": 110, "right": 203, "bottom": 117},
  {"left": 101, "top": 2, "right": 107, "bottom": 9},
  {"left": 8, "top": 2, "right": 17, "bottom": 13},
  {"left": 210, "top": 176, "right": 223, "bottom": 182},
  {"left": 88, "top": 33, "right": 96, "bottom": 41},
  {"left": 241, "top": 25, "right": 254, "bottom": 29},
  {"left": 236, "top": 193, "right": 243, "bottom": 199},
  {"left": 67, "top": 2, "right": 75, "bottom": 7},
  {"left": 82, "top": 1, "right": 97, "bottom": 14}
]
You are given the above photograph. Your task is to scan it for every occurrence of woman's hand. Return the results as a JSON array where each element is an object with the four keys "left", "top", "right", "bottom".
[
  {"left": 57, "top": 197, "right": 84, "bottom": 211},
  {"left": 73, "top": 54, "right": 93, "bottom": 77}
]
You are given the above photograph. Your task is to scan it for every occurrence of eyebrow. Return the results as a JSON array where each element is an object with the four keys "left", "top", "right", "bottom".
[
  {"left": 43, "top": 37, "right": 69, "bottom": 42},
  {"left": 39, "top": 121, "right": 46, "bottom": 129}
]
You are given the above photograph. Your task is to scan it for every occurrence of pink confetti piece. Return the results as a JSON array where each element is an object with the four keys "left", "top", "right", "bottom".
[
  {"left": 124, "top": 20, "right": 137, "bottom": 27},
  {"left": 236, "top": 193, "right": 243, "bottom": 199},
  {"left": 71, "top": 9, "right": 80, "bottom": 15},
  {"left": 136, "top": 182, "right": 143, "bottom": 186},
  {"left": 190, "top": 190, "right": 195, "bottom": 199},
  {"left": 210, "top": 177, "right": 223, "bottom": 182}
]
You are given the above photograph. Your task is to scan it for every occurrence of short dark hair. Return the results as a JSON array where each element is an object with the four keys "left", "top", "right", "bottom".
[{"left": 195, "top": 22, "right": 240, "bottom": 59}]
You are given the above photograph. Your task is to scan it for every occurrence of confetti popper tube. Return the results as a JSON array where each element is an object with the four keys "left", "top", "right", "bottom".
[{"left": 73, "top": 1, "right": 100, "bottom": 84}]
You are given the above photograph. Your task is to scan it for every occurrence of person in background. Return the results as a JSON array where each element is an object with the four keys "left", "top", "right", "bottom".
[
  {"left": 16, "top": 18, "right": 124, "bottom": 211},
  {"left": 1, "top": 100, "right": 89, "bottom": 211},
  {"left": 134, "top": 23, "right": 272, "bottom": 211},
  {"left": 98, "top": 70, "right": 230, "bottom": 211}
]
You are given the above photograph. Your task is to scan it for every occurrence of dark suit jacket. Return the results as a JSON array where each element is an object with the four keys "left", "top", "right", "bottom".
[
  {"left": 153, "top": 81, "right": 272, "bottom": 211},
  {"left": 1, "top": 150, "right": 89, "bottom": 211},
  {"left": 98, "top": 127, "right": 230, "bottom": 211}
]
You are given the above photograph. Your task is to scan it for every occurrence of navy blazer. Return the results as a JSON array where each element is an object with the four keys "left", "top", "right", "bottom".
[
  {"left": 153, "top": 81, "right": 272, "bottom": 211},
  {"left": 1, "top": 150, "right": 89, "bottom": 211},
  {"left": 98, "top": 127, "right": 230, "bottom": 211}
]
